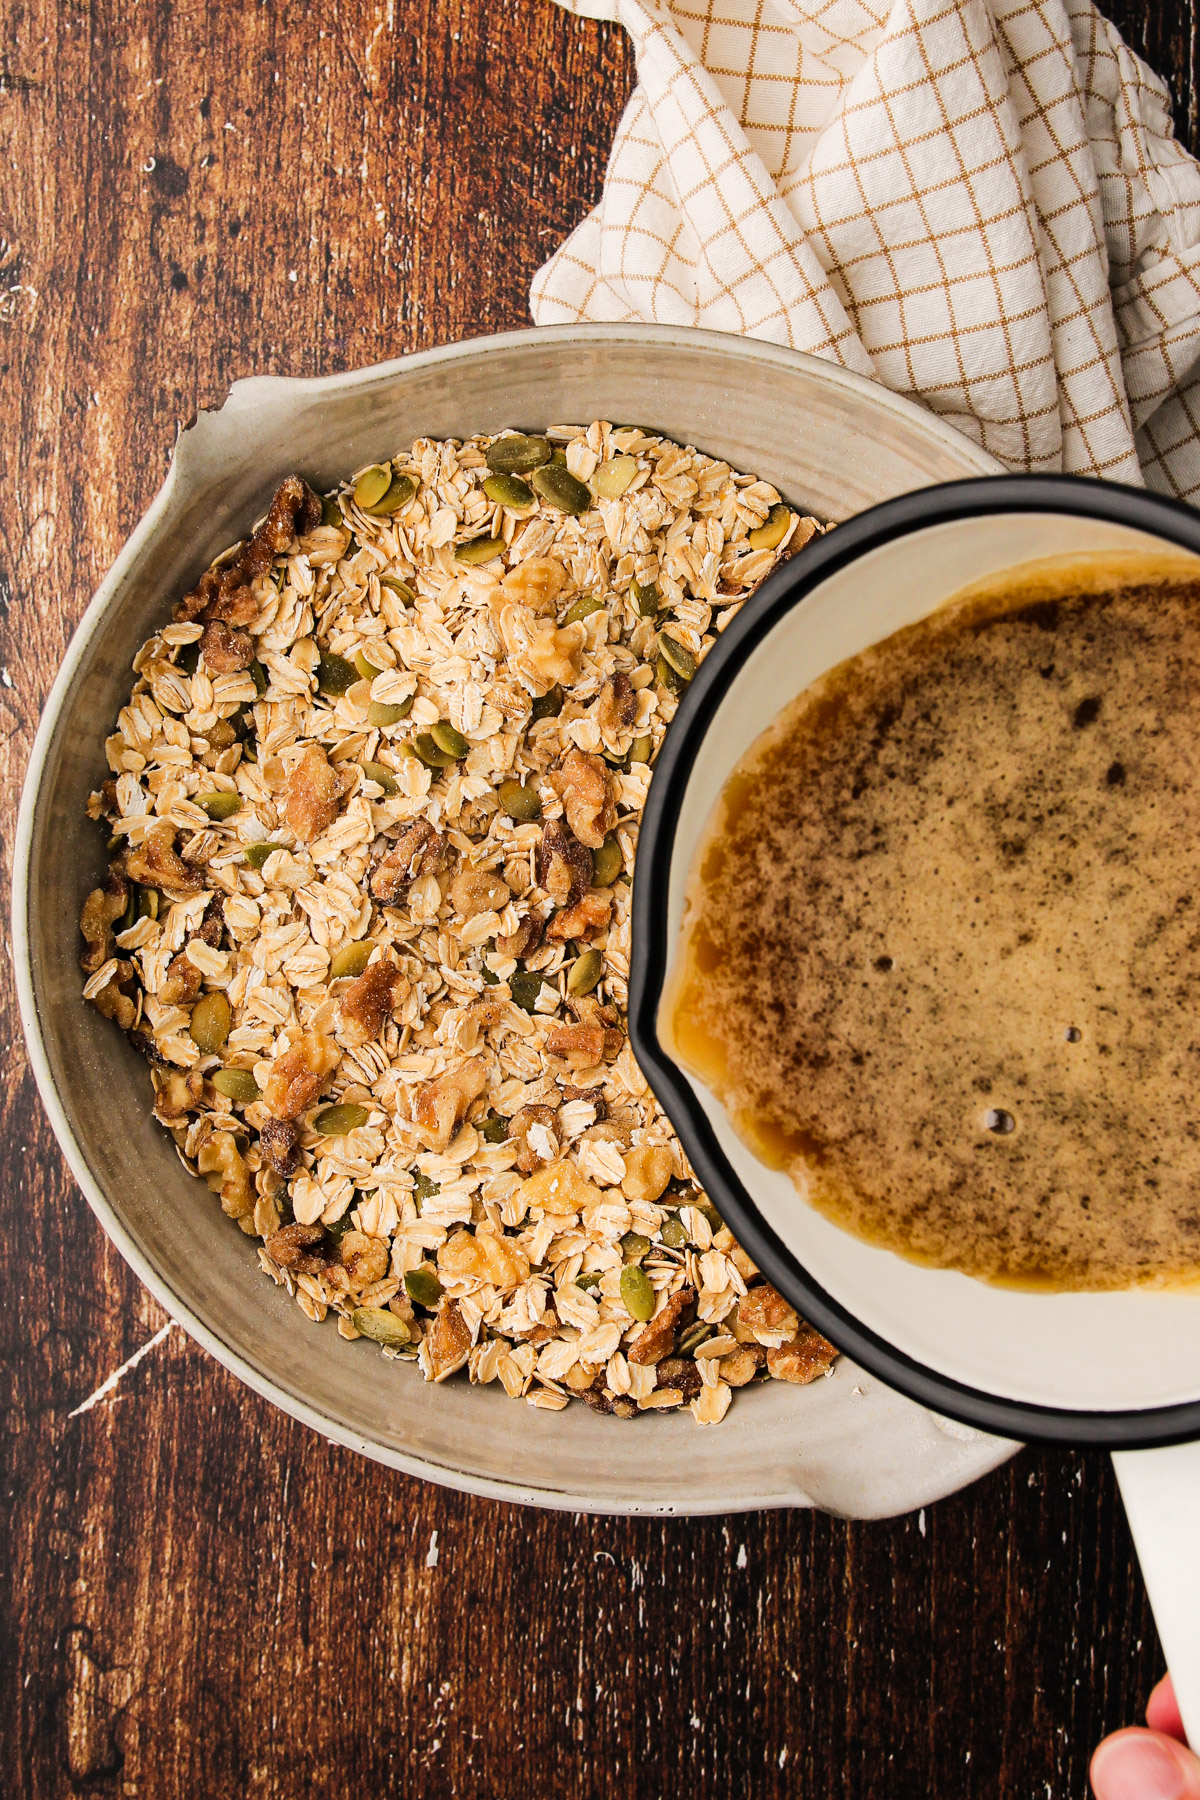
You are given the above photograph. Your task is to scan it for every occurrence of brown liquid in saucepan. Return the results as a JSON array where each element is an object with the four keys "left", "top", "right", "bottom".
[{"left": 666, "top": 555, "right": 1200, "bottom": 1291}]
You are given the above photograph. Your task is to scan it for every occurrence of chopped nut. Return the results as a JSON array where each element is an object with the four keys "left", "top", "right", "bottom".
[
  {"left": 338, "top": 1230, "right": 390, "bottom": 1286},
  {"left": 154, "top": 1068, "right": 205, "bottom": 1120},
  {"left": 621, "top": 1144, "right": 674, "bottom": 1203},
  {"left": 199, "top": 618, "right": 255, "bottom": 673},
  {"left": 370, "top": 818, "right": 454, "bottom": 903},
  {"left": 176, "top": 474, "right": 321, "bottom": 623},
  {"left": 509, "top": 1103, "right": 560, "bottom": 1173},
  {"left": 123, "top": 823, "right": 203, "bottom": 894},
  {"left": 559, "top": 1083, "right": 607, "bottom": 1121},
  {"left": 413, "top": 1056, "right": 488, "bottom": 1151},
  {"left": 767, "top": 1325, "right": 838, "bottom": 1385},
  {"left": 495, "top": 911, "right": 545, "bottom": 959},
  {"left": 628, "top": 1285, "right": 696, "bottom": 1366},
  {"left": 593, "top": 670, "right": 638, "bottom": 735},
  {"left": 656, "top": 1356, "right": 703, "bottom": 1402},
  {"left": 544, "top": 1020, "right": 606, "bottom": 1065},
  {"left": 90, "top": 962, "right": 138, "bottom": 1030},
  {"left": 424, "top": 1297, "right": 473, "bottom": 1382},
  {"left": 285, "top": 742, "right": 342, "bottom": 843},
  {"left": 525, "top": 618, "right": 585, "bottom": 687},
  {"left": 196, "top": 1130, "right": 256, "bottom": 1222},
  {"left": 337, "top": 956, "right": 403, "bottom": 1047},
  {"left": 736, "top": 1283, "right": 800, "bottom": 1348},
  {"left": 501, "top": 555, "right": 568, "bottom": 614},
  {"left": 439, "top": 1226, "right": 530, "bottom": 1289},
  {"left": 264, "top": 1220, "right": 328, "bottom": 1273},
  {"left": 719, "top": 1345, "right": 765, "bottom": 1387},
  {"left": 259, "top": 1117, "right": 302, "bottom": 1176},
  {"left": 546, "top": 890, "right": 612, "bottom": 941},
  {"left": 551, "top": 749, "right": 616, "bottom": 849},
  {"left": 263, "top": 1031, "right": 342, "bottom": 1121},
  {"left": 514, "top": 1159, "right": 602, "bottom": 1215},
  {"left": 160, "top": 950, "right": 202, "bottom": 1006},
  {"left": 79, "top": 872, "right": 130, "bottom": 974},
  {"left": 537, "top": 819, "right": 592, "bottom": 908},
  {"left": 450, "top": 868, "right": 510, "bottom": 918}
]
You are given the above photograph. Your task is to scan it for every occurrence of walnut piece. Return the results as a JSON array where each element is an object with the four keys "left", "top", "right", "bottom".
[
  {"left": 525, "top": 618, "right": 585, "bottom": 688},
  {"left": 736, "top": 1282, "right": 800, "bottom": 1348},
  {"left": 259, "top": 1118, "right": 302, "bottom": 1176},
  {"left": 370, "top": 818, "right": 454, "bottom": 904},
  {"left": 593, "top": 670, "right": 638, "bottom": 736},
  {"left": 501, "top": 556, "right": 567, "bottom": 615},
  {"left": 767, "top": 1326, "right": 838, "bottom": 1384},
  {"left": 438, "top": 1226, "right": 530, "bottom": 1290},
  {"left": 79, "top": 872, "right": 130, "bottom": 974},
  {"left": 559, "top": 1083, "right": 607, "bottom": 1122},
  {"left": 285, "top": 742, "right": 342, "bottom": 844},
  {"left": 90, "top": 963, "right": 138, "bottom": 1031},
  {"left": 338, "top": 957, "right": 403, "bottom": 1048},
  {"left": 413, "top": 1056, "right": 488, "bottom": 1151},
  {"left": 154, "top": 1068, "right": 204, "bottom": 1120},
  {"left": 537, "top": 819, "right": 592, "bottom": 908},
  {"left": 718, "top": 1345, "right": 765, "bottom": 1387},
  {"left": 265, "top": 1220, "right": 328, "bottom": 1273},
  {"left": 424, "top": 1297, "right": 473, "bottom": 1382},
  {"left": 628, "top": 1285, "right": 697, "bottom": 1366},
  {"left": 621, "top": 1144, "right": 674, "bottom": 1203},
  {"left": 509, "top": 1104, "right": 560, "bottom": 1174},
  {"left": 551, "top": 749, "right": 616, "bottom": 850},
  {"left": 338, "top": 1230, "right": 389, "bottom": 1286},
  {"left": 544, "top": 1020, "right": 607, "bottom": 1066},
  {"left": 199, "top": 618, "right": 255, "bottom": 674},
  {"left": 546, "top": 889, "right": 611, "bottom": 941},
  {"left": 197, "top": 1130, "right": 256, "bottom": 1225},
  {"left": 123, "top": 823, "right": 203, "bottom": 894},
  {"left": 160, "top": 950, "right": 202, "bottom": 1006},
  {"left": 450, "top": 868, "right": 509, "bottom": 919},
  {"left": 175, "top": 474, "right": 321, "bottom": 624},
  {"left": 263, "top": 1031, "right": 342, "bottom": 1121},
  {"left": 495, "top": 911, "right": 545, "bottom": 960}
]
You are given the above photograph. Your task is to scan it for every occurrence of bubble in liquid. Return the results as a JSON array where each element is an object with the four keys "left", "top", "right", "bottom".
[
  {"left": 1065, "top": 1026, "right": 1083, "bottom": 1043},
  {"left": 985, "top": 1108, "right": 1016, "bottom": 1135}
]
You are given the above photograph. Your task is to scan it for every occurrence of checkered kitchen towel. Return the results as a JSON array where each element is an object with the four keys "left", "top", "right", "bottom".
[{"left": 532, "top": 0, "right": 1200, "bottom": 499}]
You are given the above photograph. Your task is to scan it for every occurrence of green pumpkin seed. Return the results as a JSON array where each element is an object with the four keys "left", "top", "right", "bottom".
[
  {"left": 368, "top": 474, "right": 416, "bottom": 517},
  {"left": 354, "top": 649, "right": 382, "bottom": 681},
  {"left": 629, "top": 734, "right": 653, "bottom": 765},
  {"left": 576, "top": 1271, "right": 602, "bottom": 1291},
  {"left": 592, "top": 454, "right": 638, "bottom": 499},
  {"left": 430, "top": 720, "right": 469, "bottom": 759},
  {"left": 561, "top": 593, "right": 604, "bottom": 627},
  {"left": 321, "top": 492, "right": 344, "bottom": 528},
  {"left": 329, "top": 941, "right": 373, "bottom": 979},
  {"left": 480, "top": 964, "right": 499, "bottom": 986},
  {"left": 117, "top": 885, "right": 137, "bottom": 933},
  {"left": 456, "top": 535, "right": 505, "bottom": 566},
  {"left": 352, "top": 1306, "right": 410, "bottom": 1347},
  {"left": 326, "top": 1210, "right": 356, "bottom": 1246},
  {"left": 657, "top": 656, "right": 683, "bottom": 695},
  {"left": 353, "top": 465, "right": 392, "bottom": 510},
  {"left": 412, "top": 732, "right": 459, "bottom": 769},
  {"left": 250, "top": 660, "right": 269, "bottom": 696},
  {"left": 245, "top": 840, "right": 285, "bottom": 870},
  {"left": 631, "top": 578, "right": 659, "bottom": 617},
  {"left": 590, "top": 834, "right": 623, "bottom": 888},
  {"left": 485, "top": 433, "right": 552, "bottom": 475},
  {"left": 530, "top": 463, "right": 592, "bottom": 515},
  {"left": 137, "top": 887, "right": 160, "bottom": 922},
  {"left": 404, "top": 1265, "right": 444, "bottom": 1308},
  {"left": 530, "top": 685, "right": 564, "bottom": 721},
  {"left": 567, "top": 948, "right": 603, "bottom": 997},
  {"left": 378, "top": 575, "right": 415, "bottom": 606},
  {"left": 413, "top": 1171, "right": 439, "bottom": 1208},
  {"left": 314, "top": 1103, "right": 370, "bottom": 1136},
  {"left": 212, "top": 1067, "right": 260, "bottom": 1103},
  {"left": 697, "top": 1200, "right": 724, "bottom": 1233},
  {"left": 360, "top": 760, "right": 399, "bottom": 795},
  {"left": 678, "top": 1321, "right": 714, "bottom": 1358},
  {"left": 620, "top": 1231, "right": 652, "bottom": 1262},
  {"left": 190, "top": 991, "right": 231, "bottom": 1054},
  {"left": 368, "top": 698, "right": 413, "bottom": 728},
  {"left": 658, "top": 633, "right": 696, "bottom": 683},
  {"left": 483, "top": 473, "right": 534, "bottom": 512},
  {"left": 660, "top": 1215, "right": 688, "bottom": 1250},
  {"left": 747, "top": 503, "right": 792, "bottom": 551},
  {"left": 620, "top": 1263, "right": 655, "bottom": 1322},
  {"left": 497, "top": 778, "right": 541, "bottom": 821},
  {"left": 509, "top": 971, "right": 545, "bottom": 1013},
  {"left": 196, "top": 790, "right": 240, "bottom": 821},
  {"left": 478, "top": 1114, "right": 508, "bottom": 1144},
  {"left": 317, "top": 651, "right": 358, "bottom": 697}
]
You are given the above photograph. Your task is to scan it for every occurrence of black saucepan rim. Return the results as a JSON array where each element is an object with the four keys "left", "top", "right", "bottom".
[{"left": 629, "top": 472, "right": 1200, "bottom": 1449}]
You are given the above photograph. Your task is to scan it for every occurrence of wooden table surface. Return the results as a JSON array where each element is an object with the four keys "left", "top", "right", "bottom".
[{"left": 2, "top": 2, "right": 1195, "bottom": 1794}]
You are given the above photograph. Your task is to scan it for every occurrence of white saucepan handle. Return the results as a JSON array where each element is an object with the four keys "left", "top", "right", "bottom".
[{"left": 1112, "top": 1443, "right": 1200, "bottom": 1747}]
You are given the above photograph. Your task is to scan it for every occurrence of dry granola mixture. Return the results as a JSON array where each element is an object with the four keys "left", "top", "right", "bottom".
[{"left": 79, "top": 422, "right": 837, "bottom": 1423}]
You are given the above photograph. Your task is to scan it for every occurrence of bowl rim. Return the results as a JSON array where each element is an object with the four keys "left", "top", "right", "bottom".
[
  {"left": 629, "top": 469, "right": 1200, "bottom": 1451},
  {"left": 13, "top": 323, "right": 1010, "bottom": 1512}
]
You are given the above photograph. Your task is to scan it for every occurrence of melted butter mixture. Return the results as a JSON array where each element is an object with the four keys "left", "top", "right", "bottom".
[{"left": 666, "top": 552, "right": 1200, "bottom": 1291}]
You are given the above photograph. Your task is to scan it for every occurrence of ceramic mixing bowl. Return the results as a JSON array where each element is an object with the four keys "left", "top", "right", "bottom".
[{"left": 14, "top": 324, "right": 1017, "bottom": 1515}]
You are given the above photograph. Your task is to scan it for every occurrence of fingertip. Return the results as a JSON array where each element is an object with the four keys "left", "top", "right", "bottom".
[
  {"left": 1091, "top": 1727, "right": 1200, "bottom": 1800},
  {"left": 1148, "top": 1675, "right": 1188, "bottom": 1743}
]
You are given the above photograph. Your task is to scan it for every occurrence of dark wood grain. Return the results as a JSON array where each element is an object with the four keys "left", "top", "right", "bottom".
[{"left": 0, "top": 2, "right": 1193, "bottom": 1794}]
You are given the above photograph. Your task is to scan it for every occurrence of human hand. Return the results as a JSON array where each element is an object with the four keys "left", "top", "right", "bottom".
[{"left": 1091, "top": 1676, "right": 1200, "bottom": 1799}]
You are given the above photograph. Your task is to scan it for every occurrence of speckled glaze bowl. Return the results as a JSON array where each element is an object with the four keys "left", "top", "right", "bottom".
[{"left": 13, "top": 325, "right": 1017, "bottom": 1515}]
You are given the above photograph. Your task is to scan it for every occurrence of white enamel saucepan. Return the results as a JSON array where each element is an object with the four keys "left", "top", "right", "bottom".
[{"left": 630, "top": 473, "right": 1200, "bottom": 1738}]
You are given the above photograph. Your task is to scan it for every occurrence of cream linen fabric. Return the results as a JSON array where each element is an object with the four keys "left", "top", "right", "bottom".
[{"left": 532, "top": 0, "right": 1200, "bottom": 498}]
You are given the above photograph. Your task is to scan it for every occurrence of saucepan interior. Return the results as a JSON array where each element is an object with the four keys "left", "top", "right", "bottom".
[{"left": 635, "top": 475, "right": 1200, "bottom": 1447}]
